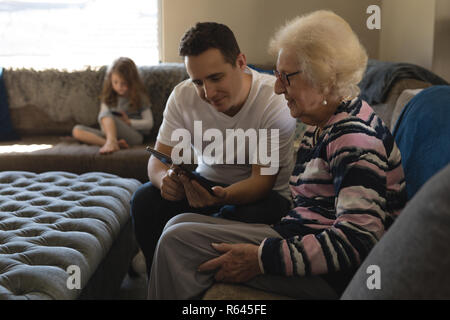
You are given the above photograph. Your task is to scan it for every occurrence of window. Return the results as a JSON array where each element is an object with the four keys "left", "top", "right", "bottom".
[{"left": 0, "top": 0, "right": 159, "bottom": 70}]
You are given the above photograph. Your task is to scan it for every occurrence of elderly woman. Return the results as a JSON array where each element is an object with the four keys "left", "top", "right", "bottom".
[{"left": 148, "top": 10, "right": 407, "bottom": 300}]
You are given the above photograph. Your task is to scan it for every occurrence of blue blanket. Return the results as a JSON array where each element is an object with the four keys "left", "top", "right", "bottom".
[
  {"left": 393, "top": 85, "right": 450, "bottom": 200},
  {"left": 358, "top": 59, "right": 448, "bottom": 105},
  {"left": 0, "top": 67, "right": 20, "bottom": 141}
]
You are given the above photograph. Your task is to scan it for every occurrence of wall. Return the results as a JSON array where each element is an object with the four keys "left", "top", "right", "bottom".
[
  {"left": 432, "top": 0, "right": 450, "bottom": 81},
  {"left": 379, "top": 0, "right": 436, "bottom": 70},
  {"left": 159, "top": 0, "right": 381, "bottom": 65},
  {"left": 379, "top": 0, "right": 450, "bottom": 82}
]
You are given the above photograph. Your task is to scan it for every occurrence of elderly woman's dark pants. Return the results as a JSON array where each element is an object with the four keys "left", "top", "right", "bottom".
[{"left": 131, "top": 179, "right": 291, "bottom": 275}]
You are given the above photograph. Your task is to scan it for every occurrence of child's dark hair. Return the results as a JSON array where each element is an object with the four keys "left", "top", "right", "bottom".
[
  {"left": 100, "top": 57, "right": 149, "bottom": 112},
  {"left": 179, "top": 22, "right": 241, "bottom": 67}
]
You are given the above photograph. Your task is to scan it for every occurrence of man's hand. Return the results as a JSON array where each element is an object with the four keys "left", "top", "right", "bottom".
[
  {"left": 178, "top": 173, "right": 227, "bottom": 208},
  {"left": 160, "top": 168, "right": 185, "bottom": 201},
  {"left": 197, "top": 243, "right": 262, "bottom": 283}
]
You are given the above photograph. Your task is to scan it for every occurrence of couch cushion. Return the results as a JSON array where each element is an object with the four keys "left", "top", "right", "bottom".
[
  {"left": 369, "top": 79, "right": 431, "bottom": 129},
  {"left": 3, "top": 67, "right": 105, "bottom": 135},
  {"left": 3, "top": 64, "right": 188, "bottom": 140},
  {"left": 358, "top": 59, "right": 447, "bottom": 105},
  {"left": 0, "top": 171, "right": 141, "bottom": 299},
  {"left": 390, "top": 88, "right": 423, "bottom": 131},
  {"left": 0, "top": 137, "right": 152, "bottom": 183},
  {"left": 393, "top": 85, "right": 450, "bottom": 200},
  {"left": 341, "top": 164, "right": 450, "bottom": 299}
]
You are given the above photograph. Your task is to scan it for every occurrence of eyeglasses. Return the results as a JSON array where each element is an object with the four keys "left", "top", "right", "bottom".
[{"left": 273, "top": 70, "right": 301, "bottom": 87}]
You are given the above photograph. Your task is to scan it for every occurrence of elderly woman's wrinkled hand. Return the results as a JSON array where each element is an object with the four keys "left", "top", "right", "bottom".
[{"left": 197, "top": 243, "right": 262, "bottom": 283}]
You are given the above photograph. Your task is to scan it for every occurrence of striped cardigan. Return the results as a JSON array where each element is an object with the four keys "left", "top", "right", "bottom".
[{"left": 260, "top": 98, "right": 407, "bottom": 279}]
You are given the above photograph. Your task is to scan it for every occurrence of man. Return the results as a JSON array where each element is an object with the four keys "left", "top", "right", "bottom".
[{"left": 131, "top": 22, "right": 296, "bottom": 274}]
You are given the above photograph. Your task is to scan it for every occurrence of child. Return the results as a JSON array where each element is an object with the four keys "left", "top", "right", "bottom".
[{"left": 72, "top": 57, "right": 154, "bottom": 154}]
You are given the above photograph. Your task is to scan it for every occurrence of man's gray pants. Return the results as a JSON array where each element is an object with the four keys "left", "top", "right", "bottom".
[{"left": 148, "top": 213, "right": 338, "bottom": 300}]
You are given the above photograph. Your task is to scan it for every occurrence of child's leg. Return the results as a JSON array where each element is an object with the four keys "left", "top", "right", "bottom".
[
  {"left": 114, "top": 117, "right": 144, "bottom": 145},
  {"left": 99, "top": 116, "right": 121, "bottom": 154},
  {"left": 72, "top": 125, "right": 106, "bottom": 146}
]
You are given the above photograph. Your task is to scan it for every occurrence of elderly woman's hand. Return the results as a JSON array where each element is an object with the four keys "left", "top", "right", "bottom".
[
  {"left": 177, "top": 172, "right": 227, "bottom": 208},
  {"left": 197, "top": 243, "right": 262, "bottom": 283}
]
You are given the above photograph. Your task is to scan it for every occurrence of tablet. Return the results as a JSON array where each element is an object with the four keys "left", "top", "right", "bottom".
[{"left": 146, "top": 146, "right": 215, "bottom": 195}]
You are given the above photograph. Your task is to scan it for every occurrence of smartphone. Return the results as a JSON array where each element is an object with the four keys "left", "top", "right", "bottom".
[
  {"left": 111, "top": 111, "right": 123, "bottom": 116},
  {"left": 146, "top": 146, "right": 216, "bottom": 195}
]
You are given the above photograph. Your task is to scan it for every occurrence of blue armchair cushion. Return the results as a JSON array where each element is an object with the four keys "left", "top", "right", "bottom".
[{"left": 393, "top": 85, "right": 450, "bottom": 200}]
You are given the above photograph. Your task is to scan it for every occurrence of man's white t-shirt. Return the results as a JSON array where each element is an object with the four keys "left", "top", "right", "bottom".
[{"left": 157, "top": 67, "right": 296, "bottom": 200}]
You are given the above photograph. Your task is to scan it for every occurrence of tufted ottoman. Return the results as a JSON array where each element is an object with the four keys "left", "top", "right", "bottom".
[{"left": 0, "top": 171, "right": 141, "bottom": 299}]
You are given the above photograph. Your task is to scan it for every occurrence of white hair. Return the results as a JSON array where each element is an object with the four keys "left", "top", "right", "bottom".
[{"left": 269, "top": 10, "right": 368, "bottom": 99}]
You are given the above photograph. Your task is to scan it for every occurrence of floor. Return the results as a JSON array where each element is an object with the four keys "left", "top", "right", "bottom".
[
  {"left": 117, "top": 250, "right": 148, "bottom": 300},
  {"left": 117, "top": 273, "right": 148, "bottom": 300}
]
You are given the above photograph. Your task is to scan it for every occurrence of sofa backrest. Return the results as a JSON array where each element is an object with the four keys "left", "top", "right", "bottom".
[{"left": 3, "top": 63, "right": 188, "bottom": 140}]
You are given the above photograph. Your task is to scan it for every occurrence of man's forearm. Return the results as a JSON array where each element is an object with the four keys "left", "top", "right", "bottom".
[{"left": 147, "top": 158, "right": 169, "bottom": 189}]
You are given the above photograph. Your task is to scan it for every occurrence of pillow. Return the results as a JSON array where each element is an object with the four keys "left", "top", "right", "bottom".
[
  {"left": 247, "top": 64, "right": 273, "bottom": 75},
  {"left": 0, "top": 68, "right": 20, "bottom": 141},
  {"left": 390, "top": 88, "right": 423, "bottom": 131},
  {"left": 393, "top": 85, "right": 450, "bottom": 200},
  {"left": 358, "top": 59, "right": 448, "bottom": 105}
]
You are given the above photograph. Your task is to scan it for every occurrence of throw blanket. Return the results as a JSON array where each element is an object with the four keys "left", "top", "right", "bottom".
[
  {"left": 393, "top": 85, "right": 450, "bottom": 200},
  {"left": 358, "top": 59, "right": 448, "bottom": 105},
  {"left": 0, "top": 67, "right": 19, "bottom": 141}
]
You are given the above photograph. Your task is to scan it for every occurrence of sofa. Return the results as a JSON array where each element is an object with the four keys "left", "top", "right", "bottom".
[
  {"left": 0, "top": 64, "right": 189, "bottom": 182},
  {"left": 0, "top": 64, "right": 188, "bottom": 299},
  {"left": 0, "top": 60, "right": 449, "bottom": 299}
]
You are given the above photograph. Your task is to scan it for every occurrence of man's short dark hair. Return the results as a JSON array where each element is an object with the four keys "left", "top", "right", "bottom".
[{"left": 179, "top": 22, "right": 241, "bottom": 66}]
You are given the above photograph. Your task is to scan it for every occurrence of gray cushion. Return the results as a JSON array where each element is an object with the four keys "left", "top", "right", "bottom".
[
  {"left": 0, "top": 138, "right": 151, "bottom": 183},
  {"left": 0, "top": 171, "right": 141, "bottom": 299},
  {"left": 341, "top": 164, "right": 450, "bottom": 299},
  {"left": 4, "top": 64, "right": 188, "bottom": 140},
  {"left": 390, "top": 88, "right": 423, "bottom": 131}
]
